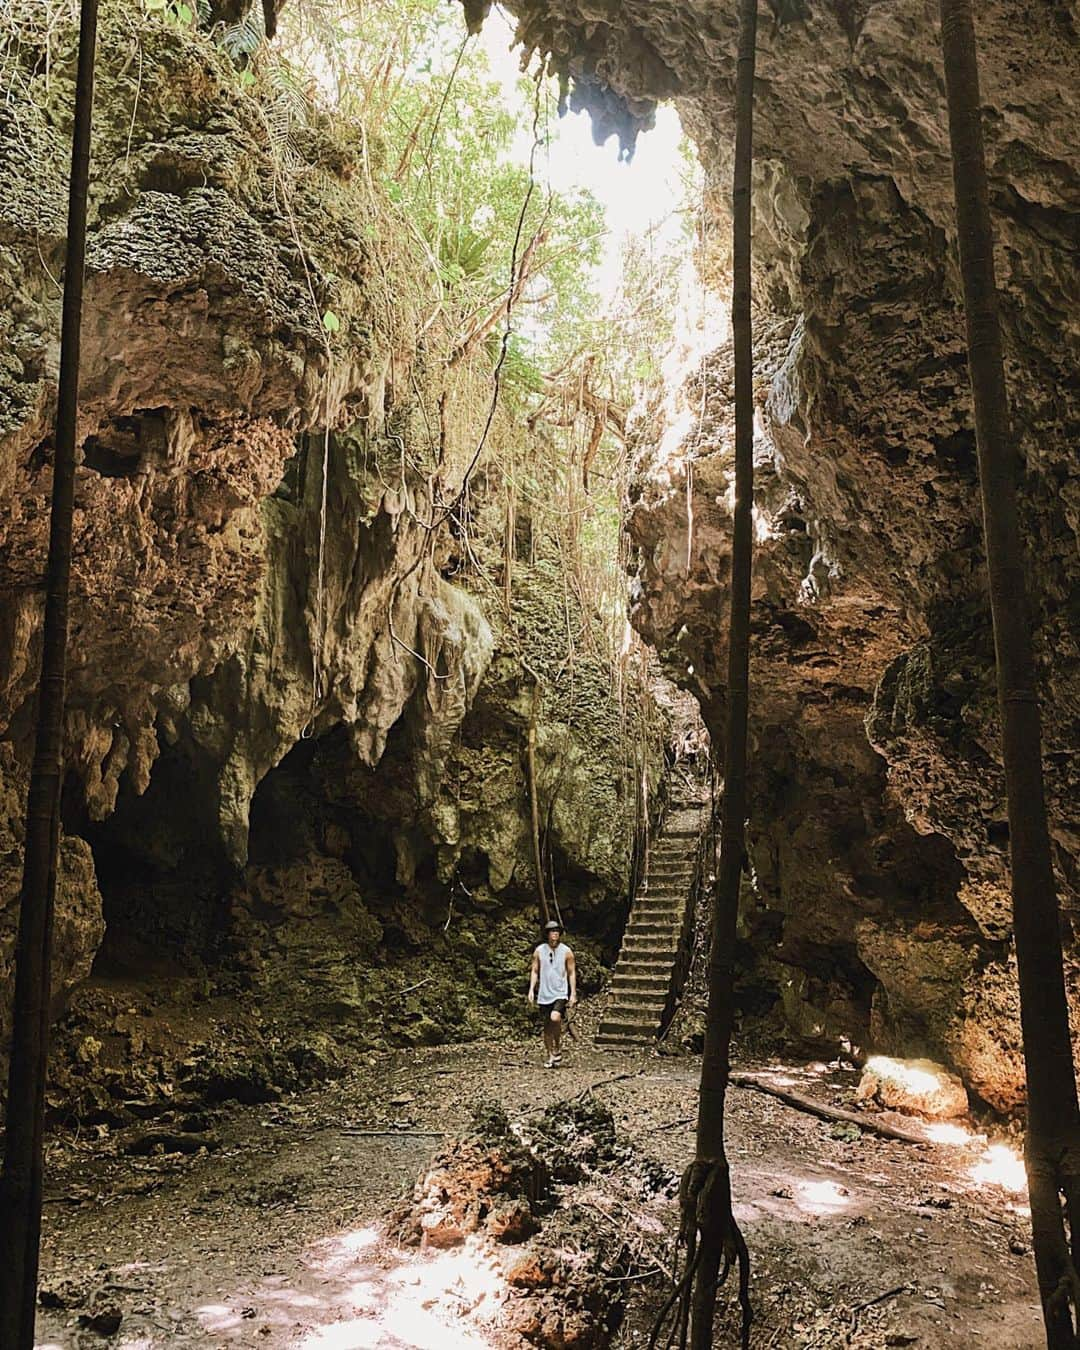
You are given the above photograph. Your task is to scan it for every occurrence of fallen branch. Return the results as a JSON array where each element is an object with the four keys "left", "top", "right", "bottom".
[
  {"left": 574, "top": 1067, "right": 646, "bottom": 1102},
  {"left": 340, "top": 1130, "right": 446, "bottom": 1138},
  {"left": 729, "top": 1073, "right": 930, "bottom": 1145},
  {"left": 849, "top": 1282, "right": 912, "bottom": 1338},
  {"left": 605, "top": 1267, "right": 668, "bottom": 1284}
]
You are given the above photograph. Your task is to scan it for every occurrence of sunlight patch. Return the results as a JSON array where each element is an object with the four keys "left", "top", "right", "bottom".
[
  {"left": 925, "top": 1121, "right": 976, "bottom": 1146},
  {"left": 335, "top": 1226, "right": 380, "bottom": 1254},
  {"left": 970, "top": 1143, "right": 1027, "bottom": 1194},
  {"left": 796, "top": 1178, "right": 851, "bottom": 1215},
  {"left": 297, "top": 1235, "right": 505, "bottom": 1349}
]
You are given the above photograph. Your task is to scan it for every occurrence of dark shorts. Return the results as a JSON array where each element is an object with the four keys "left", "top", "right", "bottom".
[{"left": 538, "top": 999, "right": 568, "bottom": 1024}]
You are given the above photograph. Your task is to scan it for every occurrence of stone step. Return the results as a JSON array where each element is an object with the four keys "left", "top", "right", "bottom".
[
  {"left": 607, "top": 989, "right": 669, "bottom": 1008},
  {"left": 619, "top": 955, "right": 678, "bottom": 971},
  {"left": 611, "top": 973, "right": 669, "bottom": 992},
  {"left": 606, "top": 1002, "right": 668, "bottom": 1022},
  {"left": 605, "top": 1017, "right": 665, "bottom": 1036},
  {"left": 618, "top": 958, "right": 674, "bottom": 974},
  {"left": 598, "top": 1017, "right": 660, "bottom": 1039},
  {"left": 597, "top": 798, "right": 704, "bottom": 1052},
  {"left": 620, "top": 939, "right": 680, "bottom": 957}
]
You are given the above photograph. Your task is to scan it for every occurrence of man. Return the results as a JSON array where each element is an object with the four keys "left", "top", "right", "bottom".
[{"left": 528, "top": 920, "right": 577, "bottom": 1068}]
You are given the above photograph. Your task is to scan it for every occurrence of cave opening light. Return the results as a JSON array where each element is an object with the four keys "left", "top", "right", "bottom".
[{"left": 478, "top": 9, "right": 726, "bottom": 426}]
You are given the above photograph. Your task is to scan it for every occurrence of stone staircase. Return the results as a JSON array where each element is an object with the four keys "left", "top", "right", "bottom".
[{"left": 596, "top": 797, "right": 708, "bottom": 1049}]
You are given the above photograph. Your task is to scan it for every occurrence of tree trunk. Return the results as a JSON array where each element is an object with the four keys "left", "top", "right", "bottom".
[
  {"left": 526, "top": 695, "right": 550, "bottom": 926},
  {"left": 938, "top": 3, "right": 1080, "bottom": 1345},
  {"left": 652, "top": 4, "right": 757, "bottom": 1349},
  {"left": 0, "top": 0, "right": 99, "bottom": 1345}
]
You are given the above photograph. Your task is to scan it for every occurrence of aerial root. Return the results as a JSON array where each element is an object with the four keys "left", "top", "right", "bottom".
[{"left": 648, "top": 1160, "right": 752, "bottom": 1350}]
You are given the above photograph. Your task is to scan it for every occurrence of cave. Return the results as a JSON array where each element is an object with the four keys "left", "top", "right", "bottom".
[{"left": 1, "top": 0, "right": 1078, "bottom": 1344}]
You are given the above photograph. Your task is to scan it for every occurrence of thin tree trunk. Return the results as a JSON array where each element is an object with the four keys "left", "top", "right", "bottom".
[
  {"left": 938, "top": 3, "right": 1080, "bottom": 1345},
  {"left": 503, "top": 456, "right": 515, "bottom": 617},
  {"left": 526, "top": 693, "right": 550, "bottom": 925},
  {"left": 651, "top": 5, "right": 756, "bottom": 1349},
  {"left": 688, "top": 0, "right": 756, "bottom": 1342},
  {"left": 0, "top": 0, "right": 99, "bottom": 1344}
]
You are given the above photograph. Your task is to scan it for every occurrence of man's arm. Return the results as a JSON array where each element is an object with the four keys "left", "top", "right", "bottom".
[
  {"left": 566, "top": 949, "right": 577, "bottom": 1005},
  {"left": 528, "top": 949, "right": 539, "bottom": 1003}
]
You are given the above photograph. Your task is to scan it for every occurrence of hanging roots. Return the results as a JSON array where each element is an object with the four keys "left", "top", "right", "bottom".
[{"left": 649, "top": 1160, "right": 751, "bottom": 1350}]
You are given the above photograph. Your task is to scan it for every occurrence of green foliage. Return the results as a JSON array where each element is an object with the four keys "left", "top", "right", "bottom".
[
  {"left": 264, "top": 0, "right": 688, "bottom": 674},
  {"left": 435, "top": 221, "right": 494, "bottom": 286},
  {"left": 219, "top": 9, "right": 264, "bottom": 61},
  {"left": 144, "top": 0, "right": 194, "bottom": 24}
]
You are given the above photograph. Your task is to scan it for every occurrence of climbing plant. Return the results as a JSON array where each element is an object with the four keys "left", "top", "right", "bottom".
[{"left": 273, "top": 0, "right": 689, "bottom": 677}]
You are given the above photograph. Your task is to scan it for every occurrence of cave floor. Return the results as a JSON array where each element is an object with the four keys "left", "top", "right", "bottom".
[{"left": 35, "top": 1034, "right": 1043, "bottom": 1350}]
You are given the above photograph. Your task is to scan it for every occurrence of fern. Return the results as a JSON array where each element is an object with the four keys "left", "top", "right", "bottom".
[
  {"left": 267, "top": 62, "right": 312, "bottom": 125},
  {"left": 218, "top": 8, "right": 264, "bottom": 63},
  {"left": 258, "top": 61, "right": 313, "bottom": 167}
]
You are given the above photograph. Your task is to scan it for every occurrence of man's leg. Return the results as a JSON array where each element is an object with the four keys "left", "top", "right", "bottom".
[
  {"left": 541, "top": 1010, "right": 553, "bottom": 1063},
  {"left": 549, "top": 1009, "right": 562, "bottom": 1061}
]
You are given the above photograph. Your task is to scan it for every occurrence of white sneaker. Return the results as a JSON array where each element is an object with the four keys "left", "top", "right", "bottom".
[
  {"left": 551, "top": 1054, "right": 562, "bottom": 1067},
  {"left": 544, "top": 1055, "right": 555, "bottom": 1069}
]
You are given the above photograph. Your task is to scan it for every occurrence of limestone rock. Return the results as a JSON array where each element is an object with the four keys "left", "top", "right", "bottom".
[
  {"left": 0, "top": 746, "right": 104, "bottom": 1078},
  {"left": 856, "top": 1055, "right": 969, "bottom": 1121},
  {"left": 543, "top": 0, "right": 1080, "bottom": 1110}
]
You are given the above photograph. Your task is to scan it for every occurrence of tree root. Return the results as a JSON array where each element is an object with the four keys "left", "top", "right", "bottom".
[{"left": 648, "top": 1160, "right": 751, "bottom": 1350}]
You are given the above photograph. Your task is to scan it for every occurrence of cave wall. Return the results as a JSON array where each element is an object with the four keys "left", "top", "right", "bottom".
[
  {"left": 476, "top": 0, "right": 1079, "bottom": 1110},
  {"left": 0, "top": 0, "right": 661, "bottom": 1081}
]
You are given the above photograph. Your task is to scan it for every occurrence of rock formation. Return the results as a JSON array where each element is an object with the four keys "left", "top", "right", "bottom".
[
  {"left": 0, "top": 0, "right": 660, "bottom": 1090},
  {"left": 3, "top": 0, "right": 1077, "bottom": 1118},
  {"left": 483, "top": 0, "right": 1078, "bottom": 1110}
]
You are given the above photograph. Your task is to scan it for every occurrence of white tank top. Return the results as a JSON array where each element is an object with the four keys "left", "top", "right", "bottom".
[{"left": 536, "top": 942, "right": 570, "bottom": 1002}]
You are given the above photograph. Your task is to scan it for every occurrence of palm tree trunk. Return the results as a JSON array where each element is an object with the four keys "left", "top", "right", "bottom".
[
  {"left": 650, "top": 4, "right": 758, "bottom": 1349},
  {"left": 938, "top": 2, "right": 1080, "bottom": 1344},
  {"left": 0, "top": 0, "right": 99, "bottom": 1343}
]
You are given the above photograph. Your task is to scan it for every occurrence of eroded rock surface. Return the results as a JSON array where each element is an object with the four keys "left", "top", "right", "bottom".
[
  {"left": 0, "top": 0, "right": 660, "bottom": 1092},
  {"left": 475, "top": 0, "right": 1080, "bottom": 1108}
]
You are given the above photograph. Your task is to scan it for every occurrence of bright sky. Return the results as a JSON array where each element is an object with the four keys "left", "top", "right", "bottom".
[{"left": 476, "top": 8, "right": 692, "bottom": 302}]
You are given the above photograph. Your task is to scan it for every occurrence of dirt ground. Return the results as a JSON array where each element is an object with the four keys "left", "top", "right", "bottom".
[{"left": 35, "top": 1025, "right": 1043, "bottom": 1350}]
